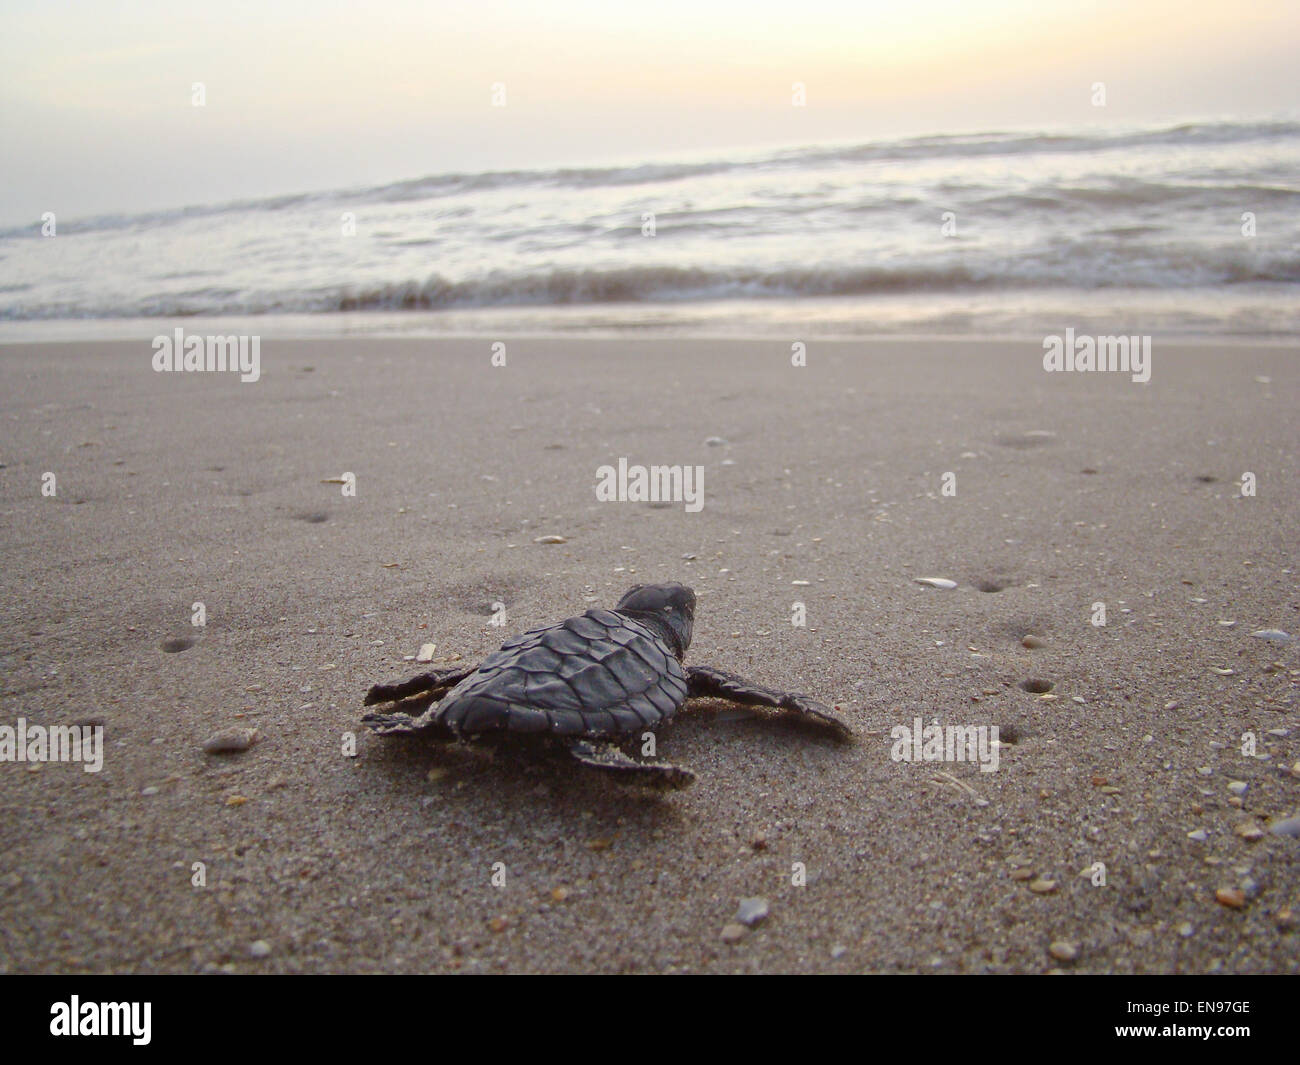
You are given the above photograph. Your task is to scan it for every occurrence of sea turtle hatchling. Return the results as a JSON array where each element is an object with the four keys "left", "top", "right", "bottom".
[{"left": 362, "top": 582, "right": 852, "bottom": 788}]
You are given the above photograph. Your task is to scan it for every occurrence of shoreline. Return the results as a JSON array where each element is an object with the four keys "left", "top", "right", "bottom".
[{"left": 3, "top": 321, "right": 1298, "bottom": 348}]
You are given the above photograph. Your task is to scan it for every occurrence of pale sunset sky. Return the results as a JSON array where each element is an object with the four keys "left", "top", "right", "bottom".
[{"left": 1, "top": 0, "right": 1297, "bottom": 225}]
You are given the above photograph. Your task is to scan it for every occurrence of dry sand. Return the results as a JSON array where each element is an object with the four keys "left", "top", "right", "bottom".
[{"left": 0, "top": 335, "right": 1296, "bottom": 974}]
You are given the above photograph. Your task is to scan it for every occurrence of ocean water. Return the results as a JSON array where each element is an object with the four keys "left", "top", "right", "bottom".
[{"left": 2, "top": 118, "right": 1298, "bottom": 338}]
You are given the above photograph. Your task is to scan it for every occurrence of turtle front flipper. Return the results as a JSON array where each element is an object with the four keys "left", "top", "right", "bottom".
[
  {"left": 564, "top": 740, "right": 695, "bottom": 790},
  {"left": 685, "top": 665, "right": 853, "bottom": 741},
  {"left": 364, "top": 664, "right": 478, "bottom": 706}
]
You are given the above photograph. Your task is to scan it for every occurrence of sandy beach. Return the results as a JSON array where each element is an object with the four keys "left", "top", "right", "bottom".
[{"left": 0, "top": 334, "right": 1296, "bottom": 974}]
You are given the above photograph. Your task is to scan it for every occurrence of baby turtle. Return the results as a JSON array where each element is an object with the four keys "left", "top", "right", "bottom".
[{"left": 362, "top": 582, "right": 851, "bottom": 788}]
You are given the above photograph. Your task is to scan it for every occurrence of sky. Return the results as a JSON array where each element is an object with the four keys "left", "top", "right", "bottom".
[{"left": 1, "top": 0, "right": 1297, "bottom": 225}]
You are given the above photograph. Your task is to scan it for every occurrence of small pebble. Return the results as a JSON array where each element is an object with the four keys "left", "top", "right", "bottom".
[
  {"left": 1021, "top": 635, "right": 1046, "bottom": 649},
  {"left": 141, "top": 786, "right": 159, "bottom": 796},
  {"left": 1250, "top": 629, "right": 1292, "bottom": 643},
  {"left": 1176, "top": 922, "right": 1194, "bottom": 938},
  {"left": 914, "top": 577, "right": 957, "bottom": 590},
  {"left": 1048, "top": 941, "right": 1078, "bottom": 962},
  {"left": 1187, "top": 829, "right": 1208, "bottom": 842},
  {"left": 735, "top": 897, "right": 770, "bottom": 927},
  {"left": 202, "top": 727, "right": 259, "bottom": 754},
  {"left": 1028, "top": 878, "right": 1058, "bottom": 894},
  {"left": 1227, "top": 781, "right": 1248, "bottom": 796},
  {"left": 416, "top": 643, "right": 437, "bottom": 662},
  {"left": 533, "top": 535, "right": 568, "bottom": 544},
  {"left": 1268, "top": 816, "right": 1300, "bottom": 838},
  {"left": 704, "top": 436, "right": 727, "bottom": 447},
  {"left": 1235, "top": 822, "right": 1264, "bottom": 842},
  {"left": 488, "top": 916, "right": 508, "bottom": 933},
  {"left": 249, "top": 940, "right": 272, "bottom": 958},
  {"left": 1277, "top": 908, "right": 1295, "bottom": 929},
  {"left": 830, "top": 944, "right": 847, "bottom": 959},
  {"left": 1214, "top": 888, "right": 1246, "bottom": 909},
  {"left": 720, "top": 922, "right": 747, "bottom": 943}
]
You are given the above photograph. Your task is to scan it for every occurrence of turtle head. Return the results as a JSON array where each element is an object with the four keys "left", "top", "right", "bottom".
[{"left": 615, "top": 582, "right": 695, "bottom": 659}]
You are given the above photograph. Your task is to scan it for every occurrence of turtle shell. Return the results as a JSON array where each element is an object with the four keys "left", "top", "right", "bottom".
[{"left": 433, "top": 608, "right": 689, "bottom": 737}]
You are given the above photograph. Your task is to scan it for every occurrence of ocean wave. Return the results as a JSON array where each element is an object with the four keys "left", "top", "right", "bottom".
[
  {"left": 6, "top": 257, "right": 1300, "bottom": 321},
  {"left": 319, "top": 258, "right": 1300, "bottom": 309},
  {"left": 4, "top": 119, "right": 1295, "bottom": 239},
  {"left": 333, "top": 265, "right": 994, "bottom": 310}
]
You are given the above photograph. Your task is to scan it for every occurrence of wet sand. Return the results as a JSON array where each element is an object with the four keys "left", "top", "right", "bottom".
[{"left": 0, "top": 335, "right": 1296, "bottom": 973}]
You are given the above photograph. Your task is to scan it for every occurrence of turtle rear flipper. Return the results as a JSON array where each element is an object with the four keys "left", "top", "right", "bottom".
[
  {"left": 362, "top": 706, "right": 454, "bottom": 739},
  {"left": 685, "top": 665, "right": 853, "bottom": 740},
  {"left": 565, "top": 740, "right": 695, "bottom": 790},
  {"left": 364, "top": 664, "right": 478, "bottom": 706}
]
